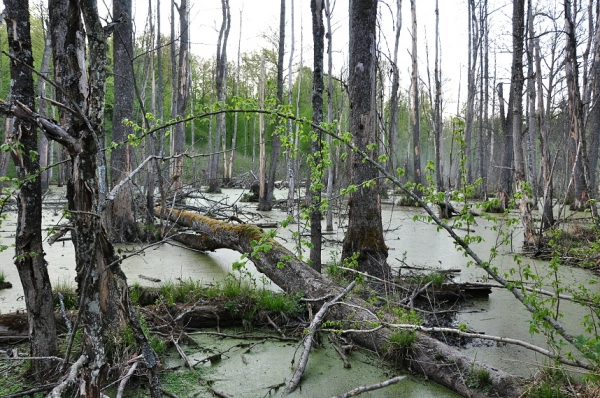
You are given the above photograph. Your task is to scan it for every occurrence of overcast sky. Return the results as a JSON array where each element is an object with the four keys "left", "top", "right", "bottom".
[{"left": 123, "top": 0, "right": 525, "bottom": 113}]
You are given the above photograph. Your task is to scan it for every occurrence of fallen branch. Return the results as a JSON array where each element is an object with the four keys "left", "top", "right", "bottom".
[
  {"left": 48, "top": 354, "right": 88, "bottom": 398},
  {"left": 286, "top": 281, "right": 356, "bottom": 394},
  {"left": 116, "top": 361, "right": 139, "bottom": 398},
  {"left": 1, "top": 384, "right": 56, "bottom": 398},
  {"left": 334, "top": 375, "right": 406, "bottom": 398}
]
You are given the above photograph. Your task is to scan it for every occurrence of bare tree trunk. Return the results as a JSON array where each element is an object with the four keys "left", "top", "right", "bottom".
[
  {"left": 410, "top": 0, "right": 422, "bottom": 197},
  {"left": 325, "top": 0, "right": 335, "bottom": 232},
  {"left": 37, "top": 17, "right": 52, "bottom": 192},
  {"left": 433, "top": 0, "right": 442, "bottom": 191},
  {"left": 110, "top": 0, "right": 137, "bottom": 242},
  {"left": 565, "top": 0, "right": 595, "bottom": 214},
  {"left": 589, "top": 1, "right": 600, "bottom": 196},
  {"left": 308, "top": 0, "right": 324, "bottom": 271},
  {"left": 525, "top": 0, "right": 537, "bottom": 202},
  {"left": 465, "top": 0, "right": 479, "bottom": 185},
  {"left": 535, "top": 38, "right": 554, "bottom": 229},
  {"left": 287, "top": 11, "right": 301, "bottom": 218},
  {"left": 389, "top": 0, "right": 402, "bottom": 179},
  {"left": 259, "top": 56, "right": 266, "bottom": 206},
  {"left": 259, "top": 0, "right": 285, "bottom": 210},
  {"left": 511, "top": 0, "right": 536, "bottom": 244},
  {"left": 228, "top": 9, "right": 242, "bottom": 181},
  {"left": 4, "top": 0, "right": 58, "bottom": 380},
  {"left": 497, "top": 82, "right": 513, "bottom": 210},
  {"left": 341, "top": 0, "right": 390, "bottom": 280},
  {"left": 208, "top": 0, "right": 230, "bottom": 193},
  {"left": 171, "top": 0, "right": 190, "bottom": 196}
]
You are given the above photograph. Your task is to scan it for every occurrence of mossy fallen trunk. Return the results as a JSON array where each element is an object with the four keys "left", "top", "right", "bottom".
[{"left": 159, "top": 208, "right": 523, "bottom": 397}]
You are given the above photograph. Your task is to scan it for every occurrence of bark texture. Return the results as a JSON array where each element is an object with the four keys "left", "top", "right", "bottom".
[
  {"left": 4, "top": 0, "right": 59, "bottom": 380},
  {"left": 341, "top": 0, "right": 390, "bottom": 280},
  {"left": 110, "top": 0, "right": 137, "bottom": 242},
  {"left": 309, "top": 0, "right": 324, "bottom": 271}
]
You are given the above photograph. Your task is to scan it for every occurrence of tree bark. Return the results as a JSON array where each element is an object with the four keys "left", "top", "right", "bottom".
[
  {"left": 465, "top": 0, "right": 479, "bottom": 186},
  {"left": 497, "top": 82, "right": 513, "bottom": 210},
  {"left": 171, "top": 0, "right": 190, "bottom": 196},
  {"left": 565, "top": 0, "right": 596, "bottom": 214},
  {"left": 341, "top": 0, "right": 390, "bottom": 280},
  {"left": 4, "top": 0, "right": 59, "bottom": 380},
  {"left": 511, "top": 0, "right": 536, "bottom": 244},
  {"left": 37, "top": 18, "right": 52, "bottom": 192},
  {"left": 433, "top": 0, "right": 442, "bottom": 191},
  {"left": 308, "top": 0, "right": 324, "bottom": 271},
  {"left": 410, "top": 0, "right": 422, "bottom": 197},
  {"left": 259, "top": 0, "right": 286, "bottom": 211},
  {"left": 208, "top": 0, "right": 231, "bottom": 193},
  {"left": 110, "top": 0, "right": 137, "bottom": 242}
]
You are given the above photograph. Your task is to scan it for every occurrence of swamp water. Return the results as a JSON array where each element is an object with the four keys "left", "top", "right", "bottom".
[{"left": 0, "top": 187, "right": 598, "bottom": 396}]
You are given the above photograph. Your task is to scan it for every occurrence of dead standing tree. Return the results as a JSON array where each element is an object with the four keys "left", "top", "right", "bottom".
[
  {"left": 341, "top": 0, "right": 390, "bottom": 280},
  {"left": 208, "top": 0, "right": 230, "bottom": 193}
]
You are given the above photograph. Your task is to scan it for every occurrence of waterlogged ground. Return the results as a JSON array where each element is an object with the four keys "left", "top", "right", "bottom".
[{"left": 1, "top": 186, "right": 599, "bottom": 395}]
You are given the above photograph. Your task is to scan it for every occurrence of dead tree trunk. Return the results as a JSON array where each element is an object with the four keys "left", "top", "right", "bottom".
[
  {"left": 388, "top": 0, "right": 402, "bottom": 179},
  {"left": 410, "top": 0, "right": 422, "bottom": 197},
  {"left": 309, "top": 0, "right": 324, "bottom": 271},
  {"left": 171, "top": 0, "right": 190, "bottom": 197},
  {"left": 4, "top": 0, "right": 58, "bottom": 380},
  {"left": 208, "top": 0, "right": 231, "bottom": 193},
  {"left": 341, "top": 0, "right": 390, "bottom": 280},
  {"left": 497, "top": 82, "right": 513, "bottom": 210},
  {"left": 159, "top": 208, "right": 523, "bottom": 398},
  {"left": 511, "top": 0, "right": 536, "bottom": 244},
  {"left": 110, "top": 0, "right": 137, "bottom": 242},
  {"left": 259, "top": 0, "right": 286, "bottom": 211},
  {"left": 565, "top": 0, "right": 596, "bottom": 215}
]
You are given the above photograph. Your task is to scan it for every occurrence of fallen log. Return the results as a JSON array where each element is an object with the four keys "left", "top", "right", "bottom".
[{"left": 159, "top": 208, "right": 523, "bottom": 397}]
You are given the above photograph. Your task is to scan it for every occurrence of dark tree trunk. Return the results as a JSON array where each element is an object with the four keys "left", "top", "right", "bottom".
[
  {"left": 433, "top": 0, "right": 442, "bottom": 191},
  {"left": 510, "top": 0, "right": 536, "bottom": 244},
  {"left": 110, "top": 0, "right": 137, "bottom": 242},
  {"left": 589, "top": 0, "right": 600, "bottom": 196},
  {"left": 465, "top": 0, "right": 479, "bottom": 186},
  {"left": 260, "top": 0, "right": 286, "bottom": 211},
  {"left": 341, "top": 0, "right": 390, "bottom": 280},
  {"left": 4, "top": 0, "right": 58, "bottom": 380},
  {"left": 497, "top": 82, "right": 513, "bottom": 210},
  {"left": 308, "top": 0, "right": 324, "bottom": 271},
  {"left": 565, "top": 0, "right": 596, "bottom": 215}
]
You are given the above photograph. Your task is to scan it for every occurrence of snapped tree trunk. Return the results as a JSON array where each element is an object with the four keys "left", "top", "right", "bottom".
[
  {"left": 4, "top": 0, "right": 58, "bottom": 380},
  {"left": 341, "top": 0, "right": 390, "bottom": 280}
]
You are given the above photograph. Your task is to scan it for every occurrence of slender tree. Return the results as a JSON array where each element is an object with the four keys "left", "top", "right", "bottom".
[
  {"left": 208, "top": 0, "right": 231, "bottom": 193},
  {"left": 388, "top": 0, "right": 403, "bottom": 179},
  {"left": 260, "top": 0, "right": 286, "bottom": 210},
  {"left": 410, "top": 0, "right": 422, "bottom": 197},
  {"left": 171, "top": 0, "right": 190, "bottom": 196},
  {"left": 309, "top": 0, "right": 324, "bottom": 271}
]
